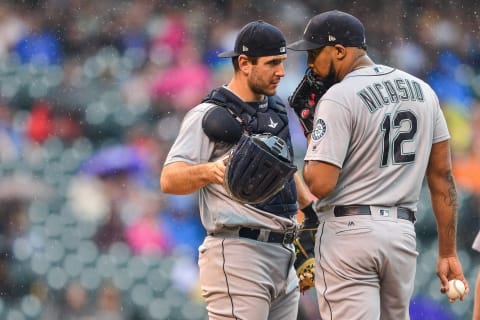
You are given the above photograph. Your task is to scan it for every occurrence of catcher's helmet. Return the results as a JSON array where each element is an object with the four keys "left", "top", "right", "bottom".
[{"left": 224, "top": 134, "right": 297, "bottom": 204}]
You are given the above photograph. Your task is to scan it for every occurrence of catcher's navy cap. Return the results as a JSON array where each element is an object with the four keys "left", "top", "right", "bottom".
[
  {"left": 218, "top": 20, "right": 287, "bottom": 58},
  {"left": 288, "top": 10, "right": 366, "bottom": 51}
]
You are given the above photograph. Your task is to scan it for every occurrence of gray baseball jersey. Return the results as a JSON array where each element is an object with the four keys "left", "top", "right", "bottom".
[
  {"left": 306, "top": 65, "right": 450, "bottom": 211},
  {"left": 307, "top": 65, "right": 450, "bottom": 319}
]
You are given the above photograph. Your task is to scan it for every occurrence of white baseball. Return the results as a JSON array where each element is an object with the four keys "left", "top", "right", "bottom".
[{"left": 447, "top": 279, "right": 465, "bottom": 299}]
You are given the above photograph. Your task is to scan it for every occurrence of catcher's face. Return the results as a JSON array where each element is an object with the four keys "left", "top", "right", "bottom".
[{"left": 247, "top": 54, "right": 287, "bottom": 97}]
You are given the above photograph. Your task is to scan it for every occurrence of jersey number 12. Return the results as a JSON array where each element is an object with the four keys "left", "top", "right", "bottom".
[{"left": 380, "top": 110, "right": 417, "bottom": 167}]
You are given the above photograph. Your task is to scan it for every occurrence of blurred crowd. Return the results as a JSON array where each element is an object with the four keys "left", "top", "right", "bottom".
[{"left": 0, "top": 0, "right": 479, "bottom": 319}]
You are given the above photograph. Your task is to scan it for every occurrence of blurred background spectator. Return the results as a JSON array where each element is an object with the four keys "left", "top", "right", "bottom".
[
  {"left": 40, "top": 280, "right": 94, "bottom": 320},
  {"left": 0, "top": 1, "right": 479, "bottom": 319}
]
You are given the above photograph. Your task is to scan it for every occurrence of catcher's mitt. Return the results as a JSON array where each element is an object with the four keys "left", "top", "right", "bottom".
[
  {"left": 223, "top": 134, "right": 297, "bottom": 204},
  {"left": 294, "top": 203, "right": 319, "bottom": 293},
  {"left": 288, "top": 68, "right": 328, "bottom": 136}
]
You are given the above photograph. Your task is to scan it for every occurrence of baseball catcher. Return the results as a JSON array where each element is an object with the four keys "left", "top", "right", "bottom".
[
  {"left": 161, "top": 19, "right": 318, "bottom": 319},
  {"left": 288, "top": 68, "right": 329, "bottom": 136}
]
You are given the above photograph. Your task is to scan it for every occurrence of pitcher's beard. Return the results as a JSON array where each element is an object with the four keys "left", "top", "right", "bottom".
[{"left": 323, "top": 63, "right": 337, "bottom": 88}]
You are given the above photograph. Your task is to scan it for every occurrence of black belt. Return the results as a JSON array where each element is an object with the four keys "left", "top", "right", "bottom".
[
  {"left": 238, "top": 227, "right": 296, "bottom": 245},
  {"left": 333, "top": 205, "right": 416, "bottom": 223}
]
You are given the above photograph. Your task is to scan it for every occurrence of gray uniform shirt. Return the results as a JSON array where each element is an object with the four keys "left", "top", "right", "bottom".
[
  {"left": 164, "top": 101, "right": 297, "bottom": 234},
  {"left": 305, "top": 65, "right": 450, "bottom": 211}
]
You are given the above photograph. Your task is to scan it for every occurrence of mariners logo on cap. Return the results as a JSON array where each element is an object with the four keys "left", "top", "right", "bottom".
[{"left": 312, "top": 118, "right": 327, "bottom": 141}]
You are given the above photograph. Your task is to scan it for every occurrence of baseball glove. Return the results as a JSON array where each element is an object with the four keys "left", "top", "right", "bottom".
[
  {"left": 223, "top": 134, "right": 297, "bottom": 204},
  {"left": 288, "top": 68, "right": 328, "bottom": 136},
  {"left": 294, "top": 203, "right": 319, "bottom": 293}
]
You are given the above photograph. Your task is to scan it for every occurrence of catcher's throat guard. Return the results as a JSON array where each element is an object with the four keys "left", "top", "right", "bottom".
[{"left": 224, "top": 134, "right": 297, "bottom": 204}]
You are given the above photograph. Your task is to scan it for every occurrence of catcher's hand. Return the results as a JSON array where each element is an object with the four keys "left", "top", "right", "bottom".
[
  {"left": 288, "top": 68, "right": 328, "bottom": 136},
  {"left": 294, "top": 218, "right": 318, "bottom": 293}
]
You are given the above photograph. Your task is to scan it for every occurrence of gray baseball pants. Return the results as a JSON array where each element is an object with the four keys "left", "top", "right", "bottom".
[
  {"left": 315, "top": 206, "right": 418, "bottom": 320},
  {"left": 198, "top": 235, "right": 299, "bottom": 320}
]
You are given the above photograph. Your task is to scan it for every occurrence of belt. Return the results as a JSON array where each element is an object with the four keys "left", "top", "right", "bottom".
[
  {"left": 333, "top": 205, "right": 416, "bottom": 223},
  {"left": 238, "top": 227, "right": 296, "bottom": 245}
]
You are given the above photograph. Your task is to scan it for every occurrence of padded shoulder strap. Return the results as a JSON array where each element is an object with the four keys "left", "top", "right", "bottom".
[
  {"left": 203, "top": 87, "right": 287, "bottom": 116},
  {"left": 202, "top": 87, "right": 227, "bottom": 105},
  {"left": 202, "top": 87, "right": 255, "bottom": 115},
  {"left": 202, "top": 87, "right": 255, "bottom": 131},
  {"left": 267, "top": 95, "right": 287, "bottom": 115}
]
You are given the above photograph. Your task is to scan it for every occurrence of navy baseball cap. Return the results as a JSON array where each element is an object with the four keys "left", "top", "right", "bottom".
[
  {"left": 218, "top": 20, "right": 287, "bottom": 58},
  {"left": 288, "top": 10, "right": 366, "bottom": 51}
]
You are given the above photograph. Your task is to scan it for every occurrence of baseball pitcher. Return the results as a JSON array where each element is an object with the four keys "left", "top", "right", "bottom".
[{"left": 288, "top": 10, "right": 469, "bottom": 320}]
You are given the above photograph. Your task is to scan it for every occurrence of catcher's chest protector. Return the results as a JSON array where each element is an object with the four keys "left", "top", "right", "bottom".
[{"left": 203, "top": 87, "right": 298, "bottom": 217}]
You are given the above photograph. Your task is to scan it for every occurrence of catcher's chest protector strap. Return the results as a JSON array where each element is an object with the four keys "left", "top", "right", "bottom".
[{"left": 202, "top": 87, "right": 290, "bottom": 142}]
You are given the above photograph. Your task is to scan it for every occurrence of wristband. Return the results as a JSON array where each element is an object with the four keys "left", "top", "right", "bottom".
[{"left": 301, "top": 201, "right": 317, "bottom": 221}]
